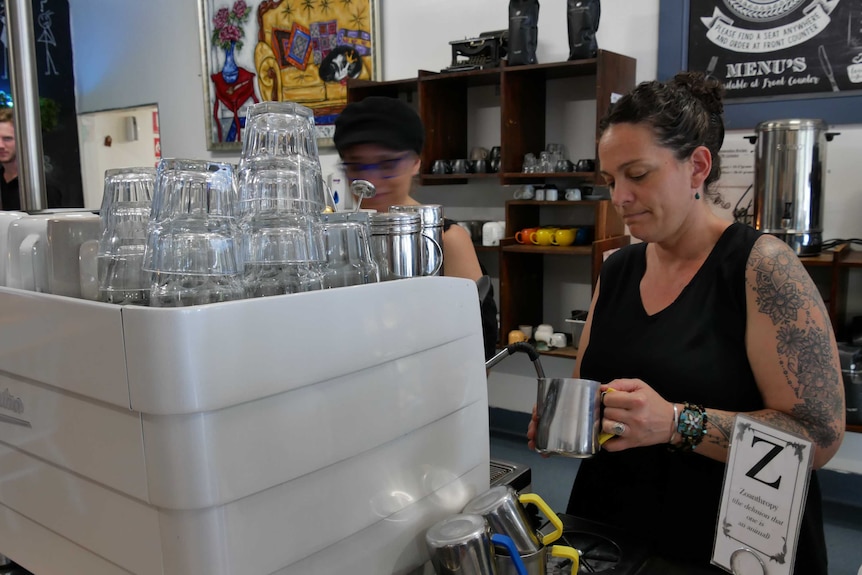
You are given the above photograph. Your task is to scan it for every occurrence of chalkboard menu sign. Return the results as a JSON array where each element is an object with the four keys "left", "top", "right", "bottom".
[{"left": 687, "top": 0, "right": 862, "bottom": 100}]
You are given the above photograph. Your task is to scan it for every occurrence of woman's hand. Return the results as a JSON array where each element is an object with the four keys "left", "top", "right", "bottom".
[{"left": 600, "top": 378, "right": 675, "bottom": 451}]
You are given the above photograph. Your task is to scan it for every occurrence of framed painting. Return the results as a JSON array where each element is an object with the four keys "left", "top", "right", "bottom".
[
  {"left": 658, "top": 0, "right": 862, "bottom": 129},
  {"left": 198, "top": 0, "right": 382, "bottom": 151}
]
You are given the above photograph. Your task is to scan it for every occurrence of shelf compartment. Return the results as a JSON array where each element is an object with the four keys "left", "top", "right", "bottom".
[
  {"left": 501, "top": 171, "right": 597, "bottom": 184},
  {"left": 502, "top": 244, "right": 593, "bottom": 256},
  {"left": 419, "top": 173, "right": 499, "bottom": 185}
]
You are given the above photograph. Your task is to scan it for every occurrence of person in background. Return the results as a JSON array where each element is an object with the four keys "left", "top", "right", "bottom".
[
  {"left": 0, "top": 107, "right": 61, "bottom": 210},
  {"left": 334, "top": 96, "right": 498, "bottom": 359},
  {"left": 528, "top": 72, "right": 844, "bottom": 573}
]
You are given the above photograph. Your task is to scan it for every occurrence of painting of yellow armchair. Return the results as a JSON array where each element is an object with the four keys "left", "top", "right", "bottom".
[{"left": 254, "top": 0, "right": 378, "bottom": 117}]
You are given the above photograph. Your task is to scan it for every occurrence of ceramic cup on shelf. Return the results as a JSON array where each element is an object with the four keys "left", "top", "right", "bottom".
[
  {"left": 565, "top": 188, "right": 582, "bottom": 201},
  {"left": 530, "top": 228, "right": 555, "bottom": 246},
  {"left": 513, "top": 185, "right": 535, "bottom": 200},
  {"left": 551, "top": 228, "right": 576, "bottom": 247},
  {"left": 549, "top": 332, "right": 568, "bottom": 348},
  {"left": 482, "top": 221, "right": 505, "bottom": 247},
  {"left": 534, "top": 324, "right": 554, "bottom": 344},
  {"left": 515, "top": 227, "right": 540, "bottom": 245}
]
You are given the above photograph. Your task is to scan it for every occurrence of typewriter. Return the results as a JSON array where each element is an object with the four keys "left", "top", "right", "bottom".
[{"left": 443, "top": 30, "right": 508, "bottom": 72}]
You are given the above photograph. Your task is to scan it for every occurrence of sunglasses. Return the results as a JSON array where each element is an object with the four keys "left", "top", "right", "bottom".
[{"left": 339, "top": 154, "right": 412, "bottom": 180}]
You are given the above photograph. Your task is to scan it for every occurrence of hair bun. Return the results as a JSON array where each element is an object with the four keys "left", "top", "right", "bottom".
[{"left": 670, "top": 71, "right": 725, "bottom": 116}]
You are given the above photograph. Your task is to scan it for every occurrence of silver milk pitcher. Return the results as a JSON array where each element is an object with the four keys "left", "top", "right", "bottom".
[
  {"left": 369, "top": 212, "right": 442, "bottom": 281},
  {"left": 389, "top": 204, "right": 444, "bottom": 276}
]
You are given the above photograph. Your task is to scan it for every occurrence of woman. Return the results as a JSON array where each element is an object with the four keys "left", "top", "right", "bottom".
[
  {"left": 333, "top": 96, "right": 498, "bottom": 359},
  {"left": 528, "top": 72, "right": 845, "bottom": 573}
]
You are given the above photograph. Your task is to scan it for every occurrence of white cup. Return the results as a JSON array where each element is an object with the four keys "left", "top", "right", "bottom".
[
  {"left": 513, "top": 185, "right": 535, "bottom": 200},
  {"left": 565, "top": 188, "right": 582, "bottom": 201},
  {"left": 534, "top": 188, "right": 546, "bottom": 201},
  {"left": 549, "top": 332, "right": 567, "bottom": 348},
  {"left": 545, "top": 187, "right": 559, "bottom": 201},
  {"left": 482, "top": 221, "right": 505, "bottom": 246},
  {"left": 518, "top": 324, "right": 533, "bottom": 339},
  {"left": 534, "top": 324, "right": 554, "bottom": 343}
]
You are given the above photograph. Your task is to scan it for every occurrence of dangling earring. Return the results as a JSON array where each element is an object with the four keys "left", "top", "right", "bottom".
[{"left": 695, "top": 192, "right": 701, "bottom": 200}]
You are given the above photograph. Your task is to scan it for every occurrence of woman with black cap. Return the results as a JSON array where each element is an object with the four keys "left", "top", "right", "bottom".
[{"left": 334, "top": 96, "right": 498, "bottom": 359}]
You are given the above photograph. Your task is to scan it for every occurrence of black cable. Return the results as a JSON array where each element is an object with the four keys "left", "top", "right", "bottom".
[{"left": 821, "top": 238, "right": 862, "bottom": 250}]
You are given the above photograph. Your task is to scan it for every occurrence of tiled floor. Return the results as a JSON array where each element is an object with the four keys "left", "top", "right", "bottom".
[{"left": 491, "top": 433, "right": 862, "bottom": 575}]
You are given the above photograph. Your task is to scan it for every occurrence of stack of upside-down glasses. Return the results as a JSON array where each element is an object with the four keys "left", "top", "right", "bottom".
[
  {"left": 236, "top": 101, "right": 334, "bottom": 296},
  {"left": 97, "top": 167, "right": 157, "bottom": 305},
  {"left": 143, "top": 159, "right": 244, "bottom": 307},
  {"left": 110, "top": 101, "right": 378, "bottom": 308}
]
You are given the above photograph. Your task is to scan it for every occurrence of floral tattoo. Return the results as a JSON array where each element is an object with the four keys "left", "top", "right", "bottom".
[{"left": 748, "top": 241, "right": 841, "bottom": 448}]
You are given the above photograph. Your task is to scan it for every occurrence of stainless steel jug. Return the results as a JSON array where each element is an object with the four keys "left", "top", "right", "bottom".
[
  {"left": 389, "top": 204, "right": 444, "bottom": 276},
  {"left": 425, "top": 514, "right": 528, "bottom": 575},
  {"left": 368, "top": 212, "right": 442, "bottom": 281},
  {"left": 534, "top": 378, "right": 615, "bottom": 458},
  {"left": 749, "top": 119, "right": 838, "bottom": 256}
]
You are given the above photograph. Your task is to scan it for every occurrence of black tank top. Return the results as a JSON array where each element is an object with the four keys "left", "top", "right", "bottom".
[{"left": 569, "top": 223, "right": 827, "bottom": 573}]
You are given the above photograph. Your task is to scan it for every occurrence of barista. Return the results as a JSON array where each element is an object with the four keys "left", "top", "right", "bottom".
[{"left": 333, "top": 97, "right": 498, "bottom": 359}]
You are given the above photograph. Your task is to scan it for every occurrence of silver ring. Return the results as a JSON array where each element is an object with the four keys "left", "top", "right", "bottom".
[{"left": 612, "top": 421, "right": 626, "bottom": 436}]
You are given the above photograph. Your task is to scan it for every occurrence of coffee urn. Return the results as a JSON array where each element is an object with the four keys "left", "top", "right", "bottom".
[{"left": 749, "top": 119, "right": 838, "bottom": 256}]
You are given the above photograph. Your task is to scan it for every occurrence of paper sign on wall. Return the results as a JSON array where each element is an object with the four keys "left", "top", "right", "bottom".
[{"left": 712, "top": 415, "right": 813, "bottom": 575}]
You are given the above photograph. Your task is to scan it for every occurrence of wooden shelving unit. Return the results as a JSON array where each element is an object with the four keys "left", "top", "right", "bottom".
[
  {"left": 346, "top": 51, "right": 637, "bottom": 350},
  {"left": 800, "top": 243, "right": 862, "bottom": 340}
]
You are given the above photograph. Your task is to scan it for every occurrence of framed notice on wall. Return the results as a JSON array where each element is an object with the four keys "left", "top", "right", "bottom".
[
  {"left": 658, "top": 0, "right": 862, "bottom": 128},
  {"left": 688, "top": 1, "right": 862, "bottom": 100}
]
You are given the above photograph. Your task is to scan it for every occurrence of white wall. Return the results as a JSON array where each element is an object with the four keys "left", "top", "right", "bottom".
[
  {"left": 77, "top": 104, "right": 160, "bottom": 208},
  {"left": 68, "top": 0, "right": 862, "bottom": 417}
]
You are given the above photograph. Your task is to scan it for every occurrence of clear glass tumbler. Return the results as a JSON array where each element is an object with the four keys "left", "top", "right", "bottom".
[{"left": 97, "top": 167, "right": 156, "bottom": 305}]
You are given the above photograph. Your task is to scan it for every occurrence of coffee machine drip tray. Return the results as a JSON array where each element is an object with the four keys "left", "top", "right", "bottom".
[{"left": 540, "top": 514, "right": 650, "bottom": 574}]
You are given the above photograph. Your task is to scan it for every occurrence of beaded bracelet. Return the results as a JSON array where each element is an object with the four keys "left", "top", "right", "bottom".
[
  {"left": 669, "top": 402, "right": 708, "bottom": 452},
  {"left": 668, "top": 403, "right": 679, "bottom": 444}
]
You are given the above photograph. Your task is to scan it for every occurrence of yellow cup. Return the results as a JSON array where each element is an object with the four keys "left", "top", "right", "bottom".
[
  {"left": 530, "top": 228, "right": 555, "bottom": 246},
  {"left": 551, "top": 227, "right": 576, "bottom": 246},
  {"left": 508, "top": 329, "right": 528, "bottom": 344}
]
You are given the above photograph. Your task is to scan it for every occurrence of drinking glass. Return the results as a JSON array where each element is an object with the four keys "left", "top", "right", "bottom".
[
  {"left": 241, "top": 212, "right": 326, "bottom": 297},
  {"left": 320, "top": 212, "right": 379, "bottom": 288},
  {"left": 97, "top": 167, "right": 156, "bottom": 305},
  {"left": 241, "top": 101, "right": 318, "bottom": 162},
  {"left": 237, "top": 157, "right": 329, "bottom": 216},
  {"left": 144, "top": 159, "right": 244, "bottom": 306}
]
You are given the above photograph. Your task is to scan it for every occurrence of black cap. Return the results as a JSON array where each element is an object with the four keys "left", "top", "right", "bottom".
[{"left": 334, "top": 96, "right": 424, "bottom": 155}]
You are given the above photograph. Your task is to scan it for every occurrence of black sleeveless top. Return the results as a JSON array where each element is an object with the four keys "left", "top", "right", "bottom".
[
  {"left": 442, "top": 219, "right": 498, "bottom": 360},
  {"left": 570, "top": 223, "right": 827, "bottom": 573}
]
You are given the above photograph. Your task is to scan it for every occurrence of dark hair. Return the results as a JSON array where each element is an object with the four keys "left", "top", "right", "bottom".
[
  {"left": 599, "top": 71, "right": 727, "bottom": 205},
  {"left": 0, "top": 107, "right": 13, "bottom": 124}
]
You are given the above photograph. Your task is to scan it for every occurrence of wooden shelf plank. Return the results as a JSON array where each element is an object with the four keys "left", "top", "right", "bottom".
[
  {"left": 839, "top": 248, "right": 862, "bottom": 267},
  {"left": 848, "top": 424, "right": 862, "bottom": 433},
  {"left": 501, "top": 171, "right": 596, "bottom": 183},
  {"left": 539, "top": 346, "right": 579, "bottom": 359},
  {"left": 506, "top": 199, "right": 606, "bottom": 206},
  {"left": 502, "top": 244, "right": 593, "bottom": 256}
]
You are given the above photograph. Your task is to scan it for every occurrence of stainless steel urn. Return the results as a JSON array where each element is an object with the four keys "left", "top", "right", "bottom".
[{"left": 751, "top": 119, "right": 837, "bottom": 256}]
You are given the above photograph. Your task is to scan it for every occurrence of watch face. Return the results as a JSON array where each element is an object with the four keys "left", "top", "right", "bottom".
[
  {"left": 721, "top": 0, "right": 807, "bottom": 22},
  {"left": 730, "top": 548, "right": 766, "bottom": 575}
]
